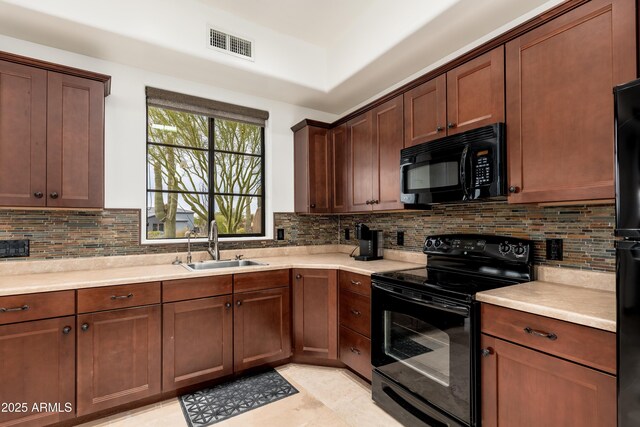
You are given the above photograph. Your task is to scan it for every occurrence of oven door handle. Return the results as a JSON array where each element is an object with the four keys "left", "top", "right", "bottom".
[{"left": 373, "top": 283, "right": 469, "bottom": 316}]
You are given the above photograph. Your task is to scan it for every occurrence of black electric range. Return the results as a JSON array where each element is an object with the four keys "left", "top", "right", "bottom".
[{"left": 370, "top": 234, "right": 533, "bottom": 427}]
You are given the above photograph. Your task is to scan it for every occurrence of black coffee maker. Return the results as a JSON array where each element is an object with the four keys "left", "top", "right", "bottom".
[{"left": 355, "top": 223, "right": 383, "bottom": 261}]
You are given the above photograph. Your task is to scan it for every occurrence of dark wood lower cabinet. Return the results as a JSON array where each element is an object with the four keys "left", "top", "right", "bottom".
[
  {"left": 481, "top": 334, "right": 616, "bottom": 427},
  {"left": 77, "top": 305, "right": 161, "bottom": 416},
  {"left": 162, "top": 296, "right": 233, "bottom": 391},
  {"left": 339, "top": 326, "right": 371, "bottom": 381},
  {"left": 234, "top": 287, "right": 291, "bottom": 371},
  {"left": 0, "top": 317, "right": 75, "bottom": 426}
]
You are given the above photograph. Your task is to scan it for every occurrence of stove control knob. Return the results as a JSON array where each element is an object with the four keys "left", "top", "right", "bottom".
[
  {"left": 425, "top": 239, "right": 434, "bottom": 248},
  {"left": 499, "top": 242, "right": 511, "bottom": 254},
  {"left": 434, "top": 239, "right": 442, "bottom": 248},
  {"left": 514, "top": 245, "right": 526, "bottom": 256}
]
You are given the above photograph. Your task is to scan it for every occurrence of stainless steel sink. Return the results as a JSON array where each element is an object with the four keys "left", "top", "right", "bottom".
[{"left": 183, "top": 259, "right": 268, "bottom": 271}]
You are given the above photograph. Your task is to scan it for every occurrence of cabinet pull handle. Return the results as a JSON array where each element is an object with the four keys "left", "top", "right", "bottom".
[
  {"left": 296, "top": 274, "right": 302, "bottom": 280},
  {"left": 310, "top": 204, "right": 316, "bottom": 208},
  {"left": 0, "top": 305, "right": 29, "bottom": 313},
  {"left": 110, "top": 293, "right": 133, "bottom": 300},
  {"left": 225, "top": 302, "right": 231, "bottom": 308},
  {"left": 365, "top": 200, "right": 371, "bottom": 205},
  {"left": 524, "top": 327, "right": 557, "bottom": 341},
  {"left": 49, "top": 192, "right": 59, "bottom": 199},
  {"left": 436, "top": 126, "right": 444, "bottom": 132},
  {"left": 350, "top": 347, "right": 361, "bottom": 355},
  {"left": 372, "top": 200, "right": 379, "bottom": 204},
  {"left": 33, "top": 192, "right": 43, "bottom": 199},
  {"left": 81, "top": 323, "right": 90, "bottom": 332},
  {"left": 480, "top": 347, "right": 493, "bottom": 357},
  {"left": 62, "top": 326, "right": 72, "bottom": 335},
  {"left": 350, "top": 309, "right": 361, "bottom": 316},
  {"left": 509, "top": 186, "right": 519, "bottom": 194},
  {"left": 350, "top": 280, "right": 361, "bottom": 286},
  {"left": 447, "top": 122, "right": 456, "bottom": 129},
  {"left": 236, "top": 300, "right": 242, "bottom": 306}
]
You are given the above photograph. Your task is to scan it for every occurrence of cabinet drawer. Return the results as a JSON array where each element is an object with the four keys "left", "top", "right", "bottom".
[
  {"left": 339, "top": 270, "right": 371, "bottom": 297},
  {"left": 339, "top": 289, "right": 370, "bottom": 338},
  {"left": 340, "top": 325, "right": 372, "bottom": 381},
  {"left": 163, "top": 275, "right": 232, "bottom": 302},
  {"left": 0, "top": 291, "right": 74, "bottom": 325},
  {"left": 78, "top": 282, "right": 161, "bottom": 313},
  {"left": 234, "top": 269, "right": 289, "bottom": 293},
  {"left": 481, "top": 304, "right": 615, "bottom": 374}
]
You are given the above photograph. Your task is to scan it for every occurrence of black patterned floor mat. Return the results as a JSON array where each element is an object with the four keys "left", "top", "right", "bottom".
[{"left": 179, "top": 369, "right": 299, "bottom": 426}]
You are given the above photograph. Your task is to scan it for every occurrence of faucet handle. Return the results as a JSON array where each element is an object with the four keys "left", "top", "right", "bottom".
[{"left": 235, "top": 254, "right": 244, "bottom": 260}]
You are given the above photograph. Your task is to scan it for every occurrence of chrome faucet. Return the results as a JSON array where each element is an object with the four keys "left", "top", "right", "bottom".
[
  {"left": 185, "top": 230, "right": 193, "bottom": 264},
  {"left": 207, "top": 220, "right": 220, "bottom": 261}
]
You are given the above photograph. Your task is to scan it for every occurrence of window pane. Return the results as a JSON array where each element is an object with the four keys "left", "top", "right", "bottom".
[
  {"left": 146, "top": 192, "right": 209, "bottom": 239},
  {"left": 148, "top": 106, "right": 209, "bottom": 149},
  {"left": 213, "top": 152, "right": 262, "bottom": 195},
  {"left": 214, "top": 195, "right": 262, "bottom": 235},
  {"left": 148, "top": 145, "right": 209, "bottom": 193},
  {"left": 214, "top": 119, "right": 262, "bottom": 154}
]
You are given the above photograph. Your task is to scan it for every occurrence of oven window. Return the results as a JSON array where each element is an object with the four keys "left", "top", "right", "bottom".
[
  {"left": 383, "top": 311, "right": 450, "bottom": 386},
  {"left": 406, "top": 161, "right": 458, "bottom": 191}
]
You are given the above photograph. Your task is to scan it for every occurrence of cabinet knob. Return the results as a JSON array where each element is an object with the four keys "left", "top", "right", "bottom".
[
  {"left": 350, "top": 309, "right": 361, "bottom": 317},
  {"left": 236, "top": 300, "right": 242, "bottom": 306},
  {"left": 50, "top": 192, "right": 59, "bottom": 199},
  {"left": 447, "top": 122, "right": 456, "bottom": 129},
  {"left": 436, "top": 126, "right": 444, "bottom": 132},
  {"left": 33, "top": 192, "right": 43, "bottom": 199},
  {"left": 508, "top": 186, "right": 519, "bottom": 194},
  {"left": 81, "top": 323, "right": 90, "bottom": 331},
  {"left": 373, "top": 200, "right": 379, "bottom": 204},
  {"left": 310, "top": 204, "right": 316, "bottom": 209},
  {"left": 296, "top": 274, "right": 302, "bottom": 280},
  {"left": 480, "top": 347, "right": 493, "bottom": 357},
  {"left": 225, "top": 302, "right": 231, "bottom": 308},
  {"left": 365, "top": 200, "right": 371, "bottom": 205},
  {"left": 62, "top": 326, "right": 72, "bottom": 335}
]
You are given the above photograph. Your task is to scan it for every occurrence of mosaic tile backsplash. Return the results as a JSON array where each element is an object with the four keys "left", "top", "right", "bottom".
[{"left": 0, "top": 202, "right": 616, "bottom": 272}]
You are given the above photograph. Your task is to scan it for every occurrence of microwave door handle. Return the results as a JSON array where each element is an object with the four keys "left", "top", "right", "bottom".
[{"left": 459, "top": 146, "right": 470, "bottom": 199}]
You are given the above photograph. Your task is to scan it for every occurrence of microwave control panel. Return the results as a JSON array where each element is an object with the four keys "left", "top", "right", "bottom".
[{"left": 472, "top": 150, "right": 492, "bottom": 187}]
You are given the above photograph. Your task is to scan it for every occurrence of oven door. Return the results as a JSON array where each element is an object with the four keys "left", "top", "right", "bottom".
[{"left": 371, "top": 283, "right": 474, "bottom": 426}]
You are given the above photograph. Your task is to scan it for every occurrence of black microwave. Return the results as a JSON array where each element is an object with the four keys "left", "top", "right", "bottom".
[{"left": 400, "top": 123, "right": 506, "bottom": 206}]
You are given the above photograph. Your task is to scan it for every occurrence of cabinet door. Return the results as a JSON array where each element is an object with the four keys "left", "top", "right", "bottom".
[
  {"left": 506, "top": 0, "right": 635, "bottom": 203},
  {"left": 163, "top": 296, "right": 233, "bottom": 391},
  {"left": 47, "top": 72, "right": 105, "bottom": 208},
  {"left": 0, "top": 317, "right": 75, "bottom": 426},
  {"left": 403, "top": 75, "right": 446, "bottom": 147},
  {"left": 331, "top": 124, "right": 348, "bottom": 213},
  {"left": 0, "top": 60, "right": 47, "bottom": 207},
  {"left": 77, "top": 306, "right": 161, "bottom": 416},
  {"left": 293, "top": 269, "right": 338, "bottom": 359},
  {"left": 481, "top": 334, "right": 616, "bottom": 427},
  {"left": 234, "top": 287, "right": 291, "bottom": 371},
  {"left": 446, "top": 46, "right": 504, "bottom": 135},
  {"left": 347, "top": 111, "right": 374, "bottom": 211},
  {"left": 372, "top": 95, "right": 404, "bottom": 211},
  {"left": 307, "top": 126, "right": 332, "bottom": 213}
]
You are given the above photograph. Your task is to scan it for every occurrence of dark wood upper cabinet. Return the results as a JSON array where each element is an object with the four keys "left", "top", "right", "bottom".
[
  {"left": 163, "top": 295, "right": 233, "bottom": 391},
  {"left": 404, "top": 74, "right": 446, "bottom": 147},
  {"left": 506, "top": 0, "right": 635, "bottom": 204},
  {"left": 372, "top": 95, "right": 404, "bottom": 211},
  {"left": 347, "top": 111, "right": 374, "bottom": 212},
  {"left": 77, "top": 305, "right": 161, "bottom": 416},
  {"left": 0, "top": 317, "right": 76, "bottom": 426},
  {"left": 294, "top": 125, "right": 332, "bottom": 213},
  {"left": 0, "top": 53, "right": 108, "bottom": 209},
  {"left": 46, "top": 72, "right": 105, "bottom": 208},
  {"left": 446, "top": 46, "right": 504, "bottom": 135},
  {"left": 293, "top": 268, "right": 338, "bottom": 360},
  {"left": 0, "top": 60, "right": 47, "bottom": 207},
  {"left": 331, "top": 124, "right": 348, "bottom": 213},
  {"left": 234, "top": 286, "right": 291, "bottom": 371}
]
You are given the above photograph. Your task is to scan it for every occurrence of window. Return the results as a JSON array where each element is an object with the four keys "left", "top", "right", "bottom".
[{"left": 145, "top": 88, "right": 268, "bottom": 240}]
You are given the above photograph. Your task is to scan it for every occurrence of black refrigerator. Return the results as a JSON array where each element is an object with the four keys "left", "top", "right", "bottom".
[{"left": 615, "top": 78, "right": 640, "bottom": 426}]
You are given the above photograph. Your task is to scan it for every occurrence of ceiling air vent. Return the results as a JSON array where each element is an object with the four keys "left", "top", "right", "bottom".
[{"left": 207, "top": 27, "right": 254, "bottom": 60}]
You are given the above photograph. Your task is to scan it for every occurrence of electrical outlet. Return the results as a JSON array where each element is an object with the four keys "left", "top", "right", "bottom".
[
  {"left": 276, "top": 229, "right": 285, "bottom": 240},
  {"left": 344, "top": 228, "right": 350, "bottom": 240},
  {"left": 546, "top": 238, "right": 563, "bottom": 260},
  {"left": 397, "top": 231, "right": 404, "bottom": 246},
  {"left": 0, "top": 240, "right": 30, "bottom": 258}
]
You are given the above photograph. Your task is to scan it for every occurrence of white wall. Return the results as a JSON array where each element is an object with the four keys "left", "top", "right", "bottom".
[{"left": 0, "top": 34, "right": 338, "bottom": 240}]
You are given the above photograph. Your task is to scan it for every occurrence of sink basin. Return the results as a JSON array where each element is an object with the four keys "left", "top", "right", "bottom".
[{"left": 183, "top": 259, "right": 268, "bottom": 271}]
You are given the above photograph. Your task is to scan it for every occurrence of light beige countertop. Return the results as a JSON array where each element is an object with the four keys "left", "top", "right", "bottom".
[
  {"left": 476, "top": 280, "right": 615, "bottom": 332},
  {"left": 0, "top": 252, "right": 424, "bottom": 297}
]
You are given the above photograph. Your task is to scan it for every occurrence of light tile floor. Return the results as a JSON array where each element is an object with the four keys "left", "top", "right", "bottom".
[{"left": 78, "top": 364, "right": 403, "bottom": 427}]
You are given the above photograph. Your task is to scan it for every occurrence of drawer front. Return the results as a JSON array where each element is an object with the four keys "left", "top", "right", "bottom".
[
  {"left": 339, "top": 270, "right": 371, "bottom": 297},
  {"left": 78, "top": 282, "right": 161, "bottom": 313},
  {"left": 340, "top": 325, "right": 372, "bottom": 381},
  {"left": 339, "top": 289, "right": 370, "bottom": 337},
  {"left": 234, "top": 269, "right": 289, "bottom": 293},
  {"left": 163, "top": 275, "right": 232, "bottom": 302},
  {"left": 481, "top": 303, "right": 615, "bottom": 374},
  {"left": 0, "top": 291, "right": 75, "bottom": 325}
]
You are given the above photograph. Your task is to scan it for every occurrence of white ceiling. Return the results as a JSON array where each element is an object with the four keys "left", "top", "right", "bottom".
[
  {"left": 0, "top": 0, "right": 564, "bottom": 115},
  {"left": 200, "top": 0, "right": 376, "bottom": 47}
]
